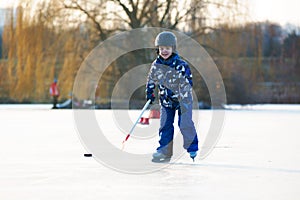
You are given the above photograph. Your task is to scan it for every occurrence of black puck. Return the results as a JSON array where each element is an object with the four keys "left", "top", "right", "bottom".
[{"left": 84, "top": 153, "right": 92, "bottom": 157}]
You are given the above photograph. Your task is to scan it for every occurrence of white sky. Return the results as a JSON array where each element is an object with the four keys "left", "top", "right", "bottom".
[
  {"left": 0, "top": 0, "right": 299, "bottom": 26},
  {"left": 248, "top": 0, "right": 300, "bottom": 26},
  {"left": 0, "top": 0, "right": 16, "bottom": 8}
]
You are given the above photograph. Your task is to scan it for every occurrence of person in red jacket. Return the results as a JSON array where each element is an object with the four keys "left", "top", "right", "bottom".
[{"left": 49, "top": 78, "right": 60, "bottom": 109}]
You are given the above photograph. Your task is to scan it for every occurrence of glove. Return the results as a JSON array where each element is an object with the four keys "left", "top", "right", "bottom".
[{"left": 146, "top": 92, "right": 155, "bottom": 104}]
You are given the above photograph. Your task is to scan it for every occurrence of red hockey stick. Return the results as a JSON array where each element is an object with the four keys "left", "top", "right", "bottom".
[{"left": 122, "top": 99, "right": 151, "bottom": 149}]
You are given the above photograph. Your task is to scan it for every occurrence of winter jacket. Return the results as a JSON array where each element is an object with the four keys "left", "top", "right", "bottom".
[
  {"left": 146, "top": 53, "right": 193, "bottom": 109},
  {"left": 49, "top": 82, "right": 60, "bottom": 97}
]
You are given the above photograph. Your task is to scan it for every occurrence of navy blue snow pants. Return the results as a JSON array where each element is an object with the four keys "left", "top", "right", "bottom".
[{"left": 157, "top": 103, "right": 198, "bottom": 157}]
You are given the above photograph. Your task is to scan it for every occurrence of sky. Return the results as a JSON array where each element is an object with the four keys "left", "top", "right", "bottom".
[
  {"left": 0, "top": 1, "right": 15, "bottom": 9},
  {"left": 0, "top": 0, "right": 299, "bottom": 26},
  {"left": 248, "top": 0, "right": 299, "bottom": 26}
]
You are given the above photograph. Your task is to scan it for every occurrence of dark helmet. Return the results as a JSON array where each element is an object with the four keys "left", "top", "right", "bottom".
[{"left": 155, "top": 31, "right": 177, "bottom": 52}]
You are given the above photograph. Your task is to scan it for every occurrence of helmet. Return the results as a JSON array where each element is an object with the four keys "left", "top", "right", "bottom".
[{"left": 155, "top": 31, "right": 177, "bottom": 51}]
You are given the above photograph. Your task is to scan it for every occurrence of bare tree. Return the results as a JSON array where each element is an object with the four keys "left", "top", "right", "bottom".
[
  {"left": 55, "top": 0, "right": 244, "bottom": 39},
  {"left": 0, "top": 0, "right": 250, "bottom": 103}
]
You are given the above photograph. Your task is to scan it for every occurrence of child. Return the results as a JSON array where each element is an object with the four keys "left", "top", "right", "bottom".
[{"left": 146, "top": 31, "right": 199, "bottom": 162}]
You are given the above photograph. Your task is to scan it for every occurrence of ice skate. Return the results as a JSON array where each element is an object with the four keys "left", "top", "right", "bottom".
[
  {"left": 151, "top": 151, "right": 171, "bottom": 163},
  {"left": 189, "top": 151, "right": 197, "bottom": 162}
]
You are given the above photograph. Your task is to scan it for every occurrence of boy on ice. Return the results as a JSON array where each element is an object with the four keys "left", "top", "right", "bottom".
[{"left": 146, "top": 31, "right": 199, "bottom": 162}]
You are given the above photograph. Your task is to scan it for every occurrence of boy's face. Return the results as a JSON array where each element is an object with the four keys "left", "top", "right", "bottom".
[{"left": 158, "top": 46, "right": 172, "bottom": 60}]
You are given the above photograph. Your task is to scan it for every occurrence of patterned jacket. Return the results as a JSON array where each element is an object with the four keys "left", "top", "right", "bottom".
[{"left": 146, "top": 53, "right": 193, "bottom": 109}]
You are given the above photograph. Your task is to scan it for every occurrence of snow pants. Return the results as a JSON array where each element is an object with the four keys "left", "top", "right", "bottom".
[{"left": 157, "top": 103, "right": 198, "bottom": 157}]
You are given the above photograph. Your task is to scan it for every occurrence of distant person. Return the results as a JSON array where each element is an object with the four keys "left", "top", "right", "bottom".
[{"left": 49, "top": 78, "right": 60, "bottom": 109}]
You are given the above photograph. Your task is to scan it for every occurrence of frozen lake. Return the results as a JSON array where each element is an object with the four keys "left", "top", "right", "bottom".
[{"left": 0, "top": 104, "right": 300, "bottom": 200}]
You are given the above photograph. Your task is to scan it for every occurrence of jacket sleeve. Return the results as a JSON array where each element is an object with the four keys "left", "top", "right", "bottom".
[{"left": 146, "top": 63, "right": 158, "bottom": 94}]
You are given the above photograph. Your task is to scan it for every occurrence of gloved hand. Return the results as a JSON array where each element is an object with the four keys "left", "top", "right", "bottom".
[{"left": 146, "top": 92, "right": 155, "bottom": 104}]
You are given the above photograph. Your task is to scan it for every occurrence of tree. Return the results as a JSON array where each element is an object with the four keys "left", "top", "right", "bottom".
[
  {"left": 4, "top": 0, "right": 284, "bottom": 104},
  {"left": 283, "top": 30, "right": 300, "bottom": 69},
  {"left": 263, "top": 23, "right": 282, "bottom": 57}
]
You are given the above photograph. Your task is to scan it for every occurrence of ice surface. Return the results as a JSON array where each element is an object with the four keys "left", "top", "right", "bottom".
[{"left": 0, "top": 104, "right": 300, "bottom": 200}]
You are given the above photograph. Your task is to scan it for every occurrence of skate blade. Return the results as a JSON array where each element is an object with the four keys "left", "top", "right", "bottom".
[{"left": 151, "top": 157, "right": 171, "bottom": 163}]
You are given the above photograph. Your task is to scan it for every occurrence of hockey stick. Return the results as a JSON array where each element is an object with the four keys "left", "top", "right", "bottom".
[{"left": 122, "top": 99, "right": 152, "bottom": 149}]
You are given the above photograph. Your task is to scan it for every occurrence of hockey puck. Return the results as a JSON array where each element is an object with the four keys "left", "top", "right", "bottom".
[{"left": 84, "top": 153, "right": 92, "bottom": 157}]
